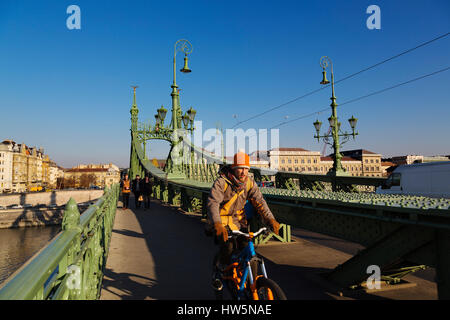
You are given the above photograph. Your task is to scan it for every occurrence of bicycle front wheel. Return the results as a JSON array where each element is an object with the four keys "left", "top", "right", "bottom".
[{"left": 255, "top": 277, "right": 287, "bottom": 300}]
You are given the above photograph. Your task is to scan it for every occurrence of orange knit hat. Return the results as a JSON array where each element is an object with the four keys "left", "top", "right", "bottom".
[{"left": 232, "top": 151, "right": 250, "bottom": 169}]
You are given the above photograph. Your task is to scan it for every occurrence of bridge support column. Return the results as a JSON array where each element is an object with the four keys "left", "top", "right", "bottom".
[{"left": 326, "top": 225, "right": 434, "bottom": 290}]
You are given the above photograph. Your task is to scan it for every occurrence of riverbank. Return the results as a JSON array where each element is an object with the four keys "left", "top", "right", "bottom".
[
  {"left": 0, "top": 190, "right": 103, "bottom": 207},
  {"left": 0, "top": 190, "right": 103, "bottom": 229},
  {"left": 0, "top": 208, "right": 65, "bottom": 229}
]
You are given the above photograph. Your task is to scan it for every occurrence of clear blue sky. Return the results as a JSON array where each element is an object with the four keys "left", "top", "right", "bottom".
[{"left": 0, "top": 0, "right": 449, "bottom": 168}]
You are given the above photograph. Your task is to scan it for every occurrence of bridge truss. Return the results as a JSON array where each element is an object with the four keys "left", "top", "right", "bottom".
[{"left": 129, "top": 87, "right": 450, "bottom": 299}]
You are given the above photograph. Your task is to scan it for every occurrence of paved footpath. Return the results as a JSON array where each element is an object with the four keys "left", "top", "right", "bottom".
[{"left": 100, "top": 198, "right": 438, "bottom": 300}]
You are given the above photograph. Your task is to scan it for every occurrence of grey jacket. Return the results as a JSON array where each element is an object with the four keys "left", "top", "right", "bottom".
[{"left": 207, "top": 166, "right": 275, "bottom": 230}]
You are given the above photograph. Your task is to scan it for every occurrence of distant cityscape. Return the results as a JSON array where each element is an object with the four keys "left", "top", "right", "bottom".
[
  {"left": 239, "top": 148, "right": 450, "bottom": 177},
  {"left": 1, "top": 138, "right": 449, "bottom": 194},
  {"left": 154, "top": 147, "right": 450, "bottom": 178},
  {"left": 0, "top": 139, "right": 121, "bottom": 194}
]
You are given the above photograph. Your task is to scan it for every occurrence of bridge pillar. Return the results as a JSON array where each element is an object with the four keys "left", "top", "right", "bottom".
[{"left": 326, "top": 225, "right": 434, "bottom": 290}]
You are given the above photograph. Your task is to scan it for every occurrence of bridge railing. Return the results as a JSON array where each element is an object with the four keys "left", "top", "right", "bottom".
[
  {"left": 132, "top": 136, "right": 450, "bottom": 298},
  {"left": 250, "top": 167, "right": 386, "bottom": 192},
  {"left": 0, "top": 184, "right": 119, "bottom": 300}
]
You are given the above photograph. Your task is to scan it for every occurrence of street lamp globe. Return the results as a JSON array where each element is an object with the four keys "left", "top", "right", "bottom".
[
  {"left": 313, "top": 119, "right": 322, "bottom": 134},
  {"left": 348, "top": 115, "right": 358, "bottom": 130},
  {"left": 328, "top": 116, "right": 335, "bottom": 128},
  {"left": 154, "top": 114, "right": 161, "bottom": 126},
  {"left": 182, "top": 114, "right": 190, "bottom": 128},
  {"left": 180, "top": 54, "right": 192, "bottom": 73},
  {"left": 157, "top": 105, "right": 168, "bottom": 122},
  {"left": 187, "top": 106, "right": 196, "bottom": 122},
  {"left": 320, "top": 68, "right": 330, "bottom": 85}
]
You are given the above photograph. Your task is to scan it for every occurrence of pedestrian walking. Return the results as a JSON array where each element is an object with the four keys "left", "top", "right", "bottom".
[
  {"left": 132, "top": 174, "right": 143, "bottom": 209},
  {"left": 120, "top": 173, "right": 131, "bottom": 210},
  {"left": 142, "top": 176, "right": 153, "bottom": 209}
]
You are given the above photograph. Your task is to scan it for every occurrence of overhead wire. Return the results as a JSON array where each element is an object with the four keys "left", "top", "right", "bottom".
[
  {"left": 271, "top": 66, "right": 450, "bottom": 129},
  {"left": 228, "top": 65, "right": 450, "bottom": 145},
  {"left": 231, "top": 32, "right": 450, "bottom": 129}
]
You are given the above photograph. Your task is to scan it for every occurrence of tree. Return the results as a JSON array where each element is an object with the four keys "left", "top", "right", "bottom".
[{"left": 79, "top": 174, "right": 97, "bottom": 188}]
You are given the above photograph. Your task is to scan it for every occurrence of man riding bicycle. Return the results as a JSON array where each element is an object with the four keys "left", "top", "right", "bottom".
[{"left": 206, "top": 150, "right": 280, "bottom": 292}]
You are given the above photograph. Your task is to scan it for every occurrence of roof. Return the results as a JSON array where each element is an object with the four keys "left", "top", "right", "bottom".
[
  {"left": 341, "top": 149, "right": 380, "bottom": 156},
  {"left": 271, "top": 147, "right": 309, "bottom": 151},
  {"left": 381, "top": 161, "right": 397, "bottom": 167},
  {"left": 65, "top": 168, "right": 108, "bottom": 173},
  {"left": 249, "top": 150, "right": 269, "bottom": 161},
  {"left": 321, "top": 156, "right": 360, "bottom": 162}
]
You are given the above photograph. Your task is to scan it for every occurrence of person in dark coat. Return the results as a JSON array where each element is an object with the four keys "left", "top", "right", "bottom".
[
  {"left": 132, "top": 174, "right": 142, "bottom": 209},
  {"left": 142, "top": 176, "right": 153, "bottom": 209}
]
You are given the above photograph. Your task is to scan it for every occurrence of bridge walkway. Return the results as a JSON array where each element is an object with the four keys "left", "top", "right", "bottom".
[{"left": 100, "top": 197, "right": 437, "bottom": 300}]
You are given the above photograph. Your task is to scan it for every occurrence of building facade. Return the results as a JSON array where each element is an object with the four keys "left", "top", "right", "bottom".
[
  {"left": 340, "top": 149, "right": 383, "bottom": 177},
  {"left": 0, "top": 141, "right": 14, "bottom": 193},
  {"left": 64, "top": 163, "right": 120, "bottom": 188},
  {"left": 0, "top": 140, "right": 59, "bottom": 193},
  {"left": 249, "top": 150, "right": 270, "bottom": 169},
  {"left": 266, "top": 147, "right": 383, "bottom": 177},
  {"left": 269, "top": 148, "right": 322, "bottom": 172}
]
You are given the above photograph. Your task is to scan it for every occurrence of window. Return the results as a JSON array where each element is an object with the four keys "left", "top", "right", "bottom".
[
  {"left": 294, "top": 159, "right": 298, "bottom": 164},
  {"left": 301, "top": 159, "right": 305, "bottom": 164},
  {"left": 391, "top": 173, "right": 401, "bottom": 186},
  {"left": 365, "top": 159, "right": 368, "bottom": 163},
  {"left": 282, "top": 160, "right": 285, "bottom": 164},
  {"left": 307, "top": 159, "right": 311, "bottom": 164},
  {"left": 370, "top": 159, "right": 374, "bottom": 163},
  {"left": 288, "top": 160, "right": 291, "bottom": 164},
  {"left": 383, "top": 173, "right": 401, "bottom": 189}
]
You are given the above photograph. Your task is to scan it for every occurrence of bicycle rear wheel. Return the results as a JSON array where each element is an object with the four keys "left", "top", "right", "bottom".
[{"left": 255, "top": 277, "right": 287, "bottom": 300}]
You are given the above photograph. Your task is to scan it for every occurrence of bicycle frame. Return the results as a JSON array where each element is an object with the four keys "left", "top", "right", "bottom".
[{"left": 221, "top": 231, "right": 273, "bottom": 300}]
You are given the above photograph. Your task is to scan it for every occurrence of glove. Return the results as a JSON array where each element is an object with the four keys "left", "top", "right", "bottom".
[
  {"left": 214, "top": 222, "right": 228, "bottom": 242},
  {"left": 269, "top": 219, "right": 280, "bottom": 236}
]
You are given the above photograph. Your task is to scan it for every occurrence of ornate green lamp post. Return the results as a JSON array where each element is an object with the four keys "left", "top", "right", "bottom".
[
  {"left": 129, "top": 40, "right": 197, "bottom": 180},
  {"left": 313, "top": 56, "right": 359, "bottom": 187},
  {"left": 171, "top": 39, "right": 193, "bottom": 130}
]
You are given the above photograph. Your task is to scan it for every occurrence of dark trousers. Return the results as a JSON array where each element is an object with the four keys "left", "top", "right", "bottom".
[
  {"left": 134, "top": 192, "right": 142, "bottom": 208},
  {"left": 213, "top": 235, "right": 249, "bottom": 267},
  {"left": 144, "top": 193, "right": 151, "bottom": 208},
  {"left": 122, "top": 193, "right": 130, "bottom": 208}
]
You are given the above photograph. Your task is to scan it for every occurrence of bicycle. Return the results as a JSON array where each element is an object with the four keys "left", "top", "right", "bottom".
[{"left": 212, "top": 227, "right": 287, "bottom": 300}]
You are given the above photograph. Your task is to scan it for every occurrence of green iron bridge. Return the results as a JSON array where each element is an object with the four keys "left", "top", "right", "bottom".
[{"left": 1, "top": 41, "right": 450, "bottom": 300}]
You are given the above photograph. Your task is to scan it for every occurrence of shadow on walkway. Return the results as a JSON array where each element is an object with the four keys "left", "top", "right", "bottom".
[
  {"left": 103, "top": 196, "right": 394, "bottom": 300},
  {"left": 101, "top": 268, "right": 157, "bottom": 300},
  {"left": 259, "top": 255, "right": 389, "bottom": 300},
  {"left": 102, "top": 196, "right": 217, "bottom": 299}
]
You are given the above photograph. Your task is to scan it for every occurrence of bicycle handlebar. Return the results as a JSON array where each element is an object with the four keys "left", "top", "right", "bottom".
[{"left": 230, "top": 227, "right": 267, "bottom": 238}]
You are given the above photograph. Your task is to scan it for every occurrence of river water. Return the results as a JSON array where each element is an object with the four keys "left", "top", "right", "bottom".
[{"left": 0, "top": 225, "right": 61, "bottom": 285}]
